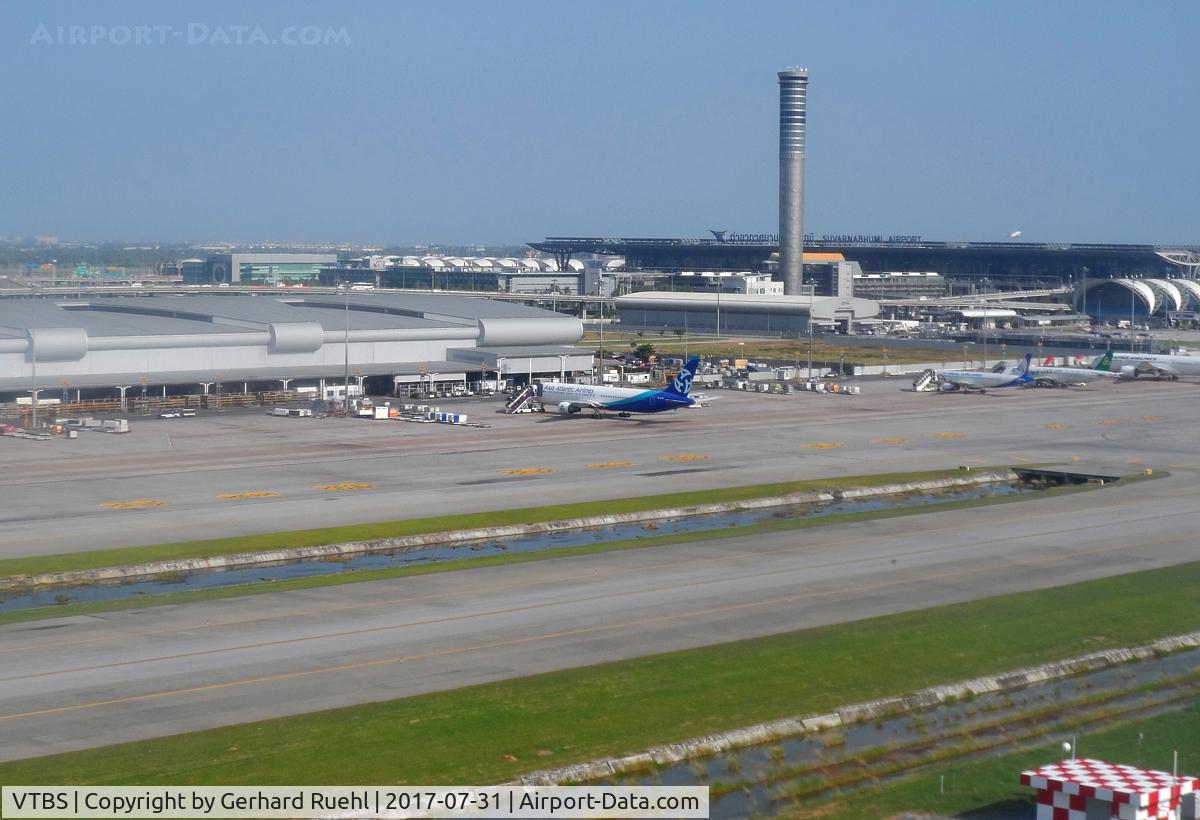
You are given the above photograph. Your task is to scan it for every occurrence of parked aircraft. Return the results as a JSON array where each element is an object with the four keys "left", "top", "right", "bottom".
[
  {"left": 537, "top": 357, "right": 707, "bottom": 417},
  {"left": 1095, "top": 350, "right": 1200, "bottom": 380},
  {"left": 1027, "top": 351, "right": 1116, "bottom": 387},
  {"left": 934, "top": 353, "right": 1033, "bottom": 392}
]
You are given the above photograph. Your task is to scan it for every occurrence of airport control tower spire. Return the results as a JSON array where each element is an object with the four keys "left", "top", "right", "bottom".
[{"left": 778, "top": 67, "right": 808, "bottom": 295}]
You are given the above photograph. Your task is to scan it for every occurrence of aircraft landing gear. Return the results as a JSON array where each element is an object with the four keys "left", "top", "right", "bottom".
[{"left": 618, "top": 411, "right": 631, "bottom": 418}]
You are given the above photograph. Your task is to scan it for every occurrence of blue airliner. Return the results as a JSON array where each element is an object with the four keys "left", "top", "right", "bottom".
[{"left": 537, "top": 357, "right": 706, "bottom": 417}]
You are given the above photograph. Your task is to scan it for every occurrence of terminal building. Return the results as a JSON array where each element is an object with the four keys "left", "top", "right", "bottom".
[
  {"left": 182, "top": 253, "right": 338, "bottom": 286},
  {"left": 0, "top": 292, "right": 589, "bottom": 401},
  {"left": 318, "top": 256, "right": 610, "bottom": 296},
  {"left": 528, "top": 236, "right": 1200, "bottom": 293},
  {"left": 615, "top": 291, "right": 879, "bottom": 335}
]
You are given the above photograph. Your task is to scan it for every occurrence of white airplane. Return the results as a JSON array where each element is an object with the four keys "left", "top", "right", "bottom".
[
  {"left": 536, "top": 357, "right": 708, "bottom": 417},
  {"left": 1026, "top": 352, "right": 1116, "bottom": 388},
  {"left": 1095, "top": 350, "right": 1200, "bottom": 381},
  {"left": 934, "top": 353, "right": 1033, "bottom": 392}
]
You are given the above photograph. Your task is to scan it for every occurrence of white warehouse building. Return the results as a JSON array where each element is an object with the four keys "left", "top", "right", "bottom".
[{"left": 0, "top": 292, "right": 590, "bottom": 399}]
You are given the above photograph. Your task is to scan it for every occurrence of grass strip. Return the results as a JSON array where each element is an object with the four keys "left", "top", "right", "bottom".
[
  {"left": 809, "top": 702, "right": 1200, "bottom": 819},
  {"left": 0, "top": 468, "right": 993, "bottom": 581},
  {"left": 738, "top": 669, "right": 1200, "bottom": 800},
  {"left": 0, "top": 476, "right": 1086, "bottom": 627},
  {"left": 578, "top": 332, "right": 953, "bottom": 365},
  {"left": 0, "top": 556, "right": 1197, "bottom": 787}
]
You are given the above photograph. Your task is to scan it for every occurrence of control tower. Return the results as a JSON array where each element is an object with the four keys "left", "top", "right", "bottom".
[{"left": 778, "top": 67, "right": 809, "bottom": 295}]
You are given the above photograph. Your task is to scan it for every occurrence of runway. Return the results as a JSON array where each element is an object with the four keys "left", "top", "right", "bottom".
[
  {"left": 1, "top": 380, "right": 1198, "bottom": 557},
  {"left": 1, "top": 465, "right": 1198, "bottom": 762}
]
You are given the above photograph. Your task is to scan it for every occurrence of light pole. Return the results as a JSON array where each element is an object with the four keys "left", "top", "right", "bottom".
[
  {"left": 343, "top": 283, "right": 350, "bottom": 405},
  {"left": 29, "top": 333, "right": 37, "bottom": 431},
  {"left": 982, "top": 310, "right": 988, "bottom": 370},
  {"left": 806, "top": 284, "right": 815, "bottom": 382},
  {"left": 1130, "top": 288, "right": 1136, "bottom": 352},
  {"left": 595, "top": 289, "right": 604, "bottom": 370},
  {"left": 715, "top": 286, "right": 721, "bottom": 341}
]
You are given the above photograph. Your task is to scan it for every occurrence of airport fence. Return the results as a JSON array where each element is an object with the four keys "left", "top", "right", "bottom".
[{"left": 0, "top": 390, "right": 316, "bottom": 420}]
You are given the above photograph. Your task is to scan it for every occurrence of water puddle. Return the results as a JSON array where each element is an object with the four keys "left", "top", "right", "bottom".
[
  {"left": 2, "top": 483, "right": 1035, "bottom": 613},
  {"left": 610, "top": 648, "right": 1200, "bottom": 819}
]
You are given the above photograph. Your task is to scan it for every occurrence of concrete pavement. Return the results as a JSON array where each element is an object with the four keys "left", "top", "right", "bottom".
[{"left": 1, "top": 379, "right": 1196, "bottom": 557}]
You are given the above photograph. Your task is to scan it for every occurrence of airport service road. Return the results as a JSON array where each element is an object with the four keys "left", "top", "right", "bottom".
[
  {"left": 1, "top": 381, "right": 1199, "bottom": 558},
  {"left": 0, "top": 469, "right": 1197, "bottom": 761}
]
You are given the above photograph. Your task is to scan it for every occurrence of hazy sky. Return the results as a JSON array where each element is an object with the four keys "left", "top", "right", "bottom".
[{"left": 3, "top": 0, "right": 1198, "bottom": 245}]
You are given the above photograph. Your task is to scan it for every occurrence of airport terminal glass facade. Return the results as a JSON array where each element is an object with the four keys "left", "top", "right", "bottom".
[
  {"left": 236, "top": 261, "right": 327, "bottom": 284},
  {"left": 197, "top": 254, "right": 338, "bottom": 285}
]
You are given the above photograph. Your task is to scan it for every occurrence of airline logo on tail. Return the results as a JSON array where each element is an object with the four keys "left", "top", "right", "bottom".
[
  {"left": 1019, "top": 353, "right": 1033, "bottom": 375},
  {"left": 666, "top": 357, "right": 700, "bottom": 397},
  {"left": 1093, "top": 351, "right": 1114, "bottom": 372}
]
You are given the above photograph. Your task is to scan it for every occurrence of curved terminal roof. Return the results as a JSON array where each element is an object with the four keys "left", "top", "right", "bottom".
[
  {"left": 1172, "top": 278, "right": 1200, "bottom": 306},
  {"left": 1076, "top": 277, "right": 1200, "bottom": 314},
  {"left": 1143, "top": 279, "right": 1183, "bottom": 311},
  {"left": 0, "top": 293, "right": 583, "bottom": 391}
]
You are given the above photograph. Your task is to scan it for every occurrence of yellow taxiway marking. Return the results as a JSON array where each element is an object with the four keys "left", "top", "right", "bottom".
[
  {"left": 587, "top": 461, "right": 637, "bottom": 469},
  {"left": 217, "top": 491, "right": 281, "bottom": 501},
  {"left": 801, "top": 442, "right": 846, "bottom": 450},
  {"left": 0, "top": 527, "right": 1177, "bottom": 725},
  {"left": 1006, "top": 453, "right": 1032, "bottom": 463},
  {"left": 1070, "top": 456, "right": 1083, "bottom": 462},
  {"left": 1042, "top": 423, "right": 1072, "bottom": 431},
  {"left": 1100, "top": 419, "right": 1120, "bottom": 426},
  {"left": 872, "top": 437, "right": 907, "bottom": 445},
  {"left": 658, "top": 454, "right": 710, "bottom": 462},
  {"left": 498, "top": 468, "right": 556, "bottom": 476},
  {"left": 313, "top": 482, "right": 374, "bottom": 491},
  {"left": 1142, "top": 415, "right": 1163, "bottom": 422},
  {"left": 926, "top": 432, "right": 966, "bottom": 440},
  {"left": 99, "top": 499, "right": 166, "bottom": 510}
]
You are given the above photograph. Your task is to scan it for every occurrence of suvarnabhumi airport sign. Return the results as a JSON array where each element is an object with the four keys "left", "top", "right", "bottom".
[
  {"left": 715, "top": 232, "right": 923, "bottom": 244},
  {"left": 2, "top": 786, "right": 709, "bottom": 819}
]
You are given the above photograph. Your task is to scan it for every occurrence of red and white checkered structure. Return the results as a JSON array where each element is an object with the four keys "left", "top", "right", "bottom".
[{"left": 1021, "top": 758, "right": 1197, "bottom": 820}]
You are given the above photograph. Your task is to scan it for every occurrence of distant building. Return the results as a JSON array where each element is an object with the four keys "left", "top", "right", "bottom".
[
  {"left": 188, "top": 253, "right": 338, "bottom": 285},
  {"left": 319, "top": 256, "right": 611, "bottom": 296},
  {"left": 529, "top": 236, "right": 1200, "bottom": 292},
  {"left": 615, "top": 291, "right": 879, "bottom": 335},
  {"left": 179, "top": 259, "right": 206, "bottom": 281},
  {"left": 851, "top": 272, "right": 947, "bottom": 300}
]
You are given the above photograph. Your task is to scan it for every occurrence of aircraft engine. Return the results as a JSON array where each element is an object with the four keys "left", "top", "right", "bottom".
[
  {"left": 557, "top": 401, "right": 580, "bottom": 415},
  {"left": 938, "top": 382, "right": 960, "bottom": 392},
  {"left": 1118, "top": 365, "right": 1138, "bottom": 379}
]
